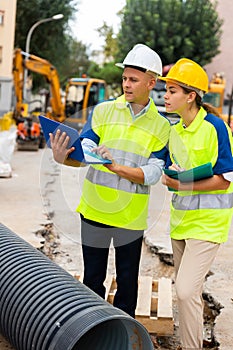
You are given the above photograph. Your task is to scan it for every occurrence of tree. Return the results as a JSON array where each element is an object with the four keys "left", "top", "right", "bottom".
[
  {"left": 97, "top": 22, "right": 119, "bottom": 62},
  {"left": 88, "top": 61, "right": 122, "bottom": 86},
  {"left": 59, "top": 39, "right": 91, "bottom": 85},
  {"left": 14, "top": 0, "right": 80, "bottom": 89},
  {"left": 117, "top": 0, "right": 223, "bottom": 66},
  {"left": 15, "top": 0, "right": 77, "bottom": 61}
]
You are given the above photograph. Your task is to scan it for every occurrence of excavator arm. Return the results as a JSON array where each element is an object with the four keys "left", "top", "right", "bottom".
[
  {"left": 13, "top": 48, "right": 108, "bottom": 129},
  {"left": 13, "top": 48, "right": 65, "bottom": 122},
  {"left": 12, "top": 48, "right": 24, "bottom": 118}
]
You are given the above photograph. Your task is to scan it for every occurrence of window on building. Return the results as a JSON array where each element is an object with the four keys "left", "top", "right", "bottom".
[{"left": 0, "top": 10, "right": 4, "bottom": 25}]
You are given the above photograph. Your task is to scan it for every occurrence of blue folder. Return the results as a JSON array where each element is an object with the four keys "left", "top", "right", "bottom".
[{"left": 38, "top": 115, "right": 112, "bottom": 164}]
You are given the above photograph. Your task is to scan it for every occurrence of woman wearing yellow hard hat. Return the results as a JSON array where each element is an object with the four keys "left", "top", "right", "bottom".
[{"left": 160, "top": 58, "right": 233, "bottom": 349}]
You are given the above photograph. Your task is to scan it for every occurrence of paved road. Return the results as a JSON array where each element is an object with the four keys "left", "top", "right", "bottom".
[{"left": 1, "top": 147, "right": 233, "bottom": 349}]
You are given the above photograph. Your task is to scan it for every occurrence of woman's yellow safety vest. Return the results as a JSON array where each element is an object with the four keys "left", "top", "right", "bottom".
[
  {"left": 77, "top": 95, "right": 170, "bottom": 230},
  {"left": 169, "top": 108, "right": 233, "bottom": 243}
]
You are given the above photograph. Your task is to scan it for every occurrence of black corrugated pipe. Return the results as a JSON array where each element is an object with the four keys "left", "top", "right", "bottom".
[{"left": 0, "top": 224, "right": 153, "bottom": 350}]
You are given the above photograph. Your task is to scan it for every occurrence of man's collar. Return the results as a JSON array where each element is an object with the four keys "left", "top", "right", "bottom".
[{"left": 126, "top": 99, "right": 151, "bottom": 119}]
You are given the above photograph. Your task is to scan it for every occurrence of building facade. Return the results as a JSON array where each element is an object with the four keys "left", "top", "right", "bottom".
[
  {"left": 0, "top": 0, "right": 17, "bottom": 117},
  {"left": 205, "top": 0, "right": 233, "bottom": 100}
]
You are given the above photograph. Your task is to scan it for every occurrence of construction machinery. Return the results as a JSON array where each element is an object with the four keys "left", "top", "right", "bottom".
[
  {"left": 151, "top": 69, "right": 233, "bottom": 128},
  {"left": 64, "top": 76, "right": 107, "bottom": 127},
  {"left": 203, "top": 73, "right": 226, "bottom": 115},
  {"left": 203, "top": 73, "right": 233, "bottom": 128},
  {"left": 12, "top": 48, "right": 108, "bottom": 150},
  {"left": 150, "top": 64, "right": 179, "bottom": 124}
]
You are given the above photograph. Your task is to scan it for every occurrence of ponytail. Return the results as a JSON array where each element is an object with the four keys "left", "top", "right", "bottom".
[
  {"left": 182, "top": 86, "right": 222, "bottom": 118},
  {"left": 196, "top": 95, "right": 222, "bottom": 118}
]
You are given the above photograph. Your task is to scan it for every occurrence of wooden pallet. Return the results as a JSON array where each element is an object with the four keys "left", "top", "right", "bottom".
[
  {"left": 106, "top": 275, "right": 174, "bottom": 335},
  {"left": 70, "top": 273, "right": 174, "bottom": 335}
]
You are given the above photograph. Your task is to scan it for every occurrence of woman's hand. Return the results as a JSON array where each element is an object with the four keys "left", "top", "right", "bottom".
[
  {"left": 162, "top": 173, "right": 230, "bottom": 192},
  {"left": 162, "top": 174, "right": 180, "bottom": 191},
  {"left": 169, "top": 163, "right": 185, "bottom": 171},
  {"left": 49, "top": 130, "right": 75, "bottom": 164}
]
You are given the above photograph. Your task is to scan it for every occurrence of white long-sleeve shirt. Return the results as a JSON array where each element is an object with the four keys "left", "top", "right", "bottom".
[{"left": 81, "top": 138, "right": 164, "bottom": 186}]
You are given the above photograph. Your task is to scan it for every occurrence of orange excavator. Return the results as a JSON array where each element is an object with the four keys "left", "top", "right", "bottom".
[
  {"left": 12, "top": 48, "right": 108, "bottom": 150},
  {"left": 203, "top": 73, "right": 226, "bottom": 116}
]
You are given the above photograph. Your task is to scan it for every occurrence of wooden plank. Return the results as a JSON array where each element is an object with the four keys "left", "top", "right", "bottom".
[
  {"left": 67, "top": 273, "right": 174, "bottom": 335},
  {"left": 151, "top": 295, "right": 158, "bottom": 313},
  {"left": 136, "top": 316, "right": 174, "bottom": 335},
  {"left": 135, "top": 276, "right": 152, "bottom": 316},
  {"left": 67, "top": 272, "right": 83, "bottom": 282},
  {"left": 78, "top": 273, "right": 83, "bottom": 283},
  {"left": 152, "top": 280, "right": 159, "bottom": 292},
  {"left": 104, "top": 275, "right": 114, "bottom": 300},
  {"left": 157, "top": 277, "right": 173, "bottom": 319}
]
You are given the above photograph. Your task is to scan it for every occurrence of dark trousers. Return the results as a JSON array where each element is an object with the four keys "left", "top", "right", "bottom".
[{"left": 80, "top": 215, "right": 143, "bottom": 318}]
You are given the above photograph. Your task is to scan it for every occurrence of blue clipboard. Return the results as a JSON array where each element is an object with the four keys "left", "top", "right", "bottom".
[{"left": 38, "top": 115, "right": 112, "bottom": 164}]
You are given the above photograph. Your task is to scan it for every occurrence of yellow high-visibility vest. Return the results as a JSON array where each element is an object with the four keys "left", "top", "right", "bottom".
[
  {"left": 169, "top": 107, "right": 233, "bottom": 243},
  {"left": 77, "top": 95, "right": 170, "bottom": 230}
]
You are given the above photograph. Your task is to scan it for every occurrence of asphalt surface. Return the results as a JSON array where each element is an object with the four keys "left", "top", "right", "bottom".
[{"left": 1, "top": 147, "right": 233, "bottom": 349}]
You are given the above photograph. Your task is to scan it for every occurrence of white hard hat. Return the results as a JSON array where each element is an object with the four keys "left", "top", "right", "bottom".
[{"left": 115, "top": 44, "right": 162, "bottom": 76}]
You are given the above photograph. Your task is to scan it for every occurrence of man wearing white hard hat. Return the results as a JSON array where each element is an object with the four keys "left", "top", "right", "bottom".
[{"left": 50, "top": 44, "right": 170, "bottom": 318}]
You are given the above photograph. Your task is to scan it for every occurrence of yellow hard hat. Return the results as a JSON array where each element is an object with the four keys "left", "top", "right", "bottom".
[{"left": 159, "top": 58, "right": 209, "bottom": 93}]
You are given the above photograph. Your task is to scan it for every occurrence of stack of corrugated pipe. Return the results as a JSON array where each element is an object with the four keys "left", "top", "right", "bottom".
[{"left": 0, "top": 223, "right": 153, "bottom": 350}]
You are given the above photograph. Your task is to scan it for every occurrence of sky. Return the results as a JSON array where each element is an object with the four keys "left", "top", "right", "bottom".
[{"left": 70, "top": 0, "right": 126, "bottom": 51}]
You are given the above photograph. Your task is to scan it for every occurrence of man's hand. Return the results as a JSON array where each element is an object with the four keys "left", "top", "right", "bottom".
[
  {"left": 92, "top": 144, "right": 144, "bottom": 183},
  {"left": 92, "top": 144, "right": 113, "bottom": 161},
  {"left": 49, "top": 130, "right": 75, "bottom": 164},
  {"left": 92, "top": 144, "right": 117, "bottom": 171}
]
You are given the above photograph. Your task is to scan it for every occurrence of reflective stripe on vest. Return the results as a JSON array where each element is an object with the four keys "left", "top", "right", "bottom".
[
  {"left": 78, "top": 96, "right": 170, "bottom": 230},
  {"left": 86, "top": 147, "right": 150, "bottom": 194},
  {"left": 172, "top": 192, "right": 233, "bottom": 210},
  {"left": 86, "top": 167, "right": 149, "bottom": 194},
  {"left": 105, "top": 148, "right": 148, "bottom": 167}
]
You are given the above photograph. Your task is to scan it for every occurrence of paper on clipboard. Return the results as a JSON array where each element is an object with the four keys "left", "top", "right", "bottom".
[{"left": 38, "top": 115, "right": 112, "bottom": 164}]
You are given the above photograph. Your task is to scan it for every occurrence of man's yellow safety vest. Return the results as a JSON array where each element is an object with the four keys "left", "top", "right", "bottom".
[{"left": 77, "top": 95, "right": 170, "bottom": 230}]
